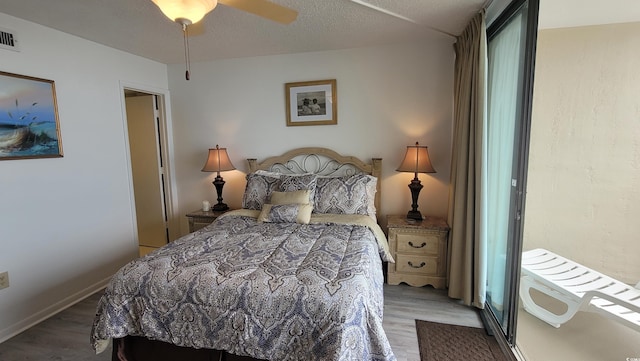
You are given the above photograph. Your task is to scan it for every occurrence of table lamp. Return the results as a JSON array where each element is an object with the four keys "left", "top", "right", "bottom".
[
  {"left": 396, "top": 142, "right": 436, "bottom": 221},
  {"left": 201, "top": 145, "right": 235, "bottom": 211}
]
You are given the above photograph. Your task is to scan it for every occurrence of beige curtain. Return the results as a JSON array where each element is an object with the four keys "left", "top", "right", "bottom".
[{"left": 447, "top": 11, "right": 487, "bottom": 308}]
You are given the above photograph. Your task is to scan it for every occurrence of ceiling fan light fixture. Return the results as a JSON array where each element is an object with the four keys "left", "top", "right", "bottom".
[{"left": 152, "top": 0, "right": 218, "bottom": 24}]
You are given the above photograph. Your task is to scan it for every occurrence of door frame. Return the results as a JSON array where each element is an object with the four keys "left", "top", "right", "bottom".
[
  {"left": 119, "top": 81, "right": 180, "bottom": 246},
  {"left": 481, "top": 0, "right": 539, "bottom": 357}
]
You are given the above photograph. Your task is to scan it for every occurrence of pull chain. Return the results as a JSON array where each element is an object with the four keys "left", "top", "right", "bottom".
[{"left": 182, "top": 23, "right": 191, "bottom": 80}]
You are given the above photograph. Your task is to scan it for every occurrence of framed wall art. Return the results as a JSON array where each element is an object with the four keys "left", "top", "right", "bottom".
[
  {"left": 285, "top": 79, "right": 337, "bottom": 126},
  {"left": 0, "top": 71, "right": 63, "bottom": 160}
]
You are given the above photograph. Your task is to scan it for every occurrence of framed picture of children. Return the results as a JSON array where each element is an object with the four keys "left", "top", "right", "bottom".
[{"left": 285, "top": 79, "right": 337, "bottom": 126}]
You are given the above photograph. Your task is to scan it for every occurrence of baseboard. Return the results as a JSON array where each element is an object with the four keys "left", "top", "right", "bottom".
[{"left": 0, "top": 276, "right": 111, "bottom": 344}]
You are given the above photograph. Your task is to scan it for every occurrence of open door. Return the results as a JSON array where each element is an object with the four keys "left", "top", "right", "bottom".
[{"left": 124, "top": 90, "right": 173, "bottom": 256}]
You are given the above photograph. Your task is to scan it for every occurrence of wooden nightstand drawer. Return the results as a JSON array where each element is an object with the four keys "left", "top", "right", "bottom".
[
  {"left": 395, "top": 254, "right": 439, "bottom": 275},
  {"left": 395, "top": 232, "right": 440, "bottom": 255},
  {"left": 186, "top": 209, "right": 231, "bottom": 233},
  {"left": 386, "top": 215, "right": 450, "bottom": 289}
]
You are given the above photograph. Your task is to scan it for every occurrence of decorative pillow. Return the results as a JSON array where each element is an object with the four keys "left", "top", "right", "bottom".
[
  {"left": 277, "top": 174, "right": 317, "bottom": 204},
  {"left": 269, "top": 190, "right": 312, "bottom": 205},
  {"left": 241, "top": 172, "right": 281, "bottom": 210},
  {"left": 257, "top": 203, "right": 313, "bottom": 224},
  {"left": 314, "top": 173, "right": 377, "bottom": 221}
]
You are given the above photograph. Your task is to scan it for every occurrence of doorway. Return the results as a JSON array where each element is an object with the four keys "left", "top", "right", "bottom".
[
  {"left": 483, "top": 0, "right": 539, "bottom": 348},
  {"left": 123, "top": 88, "right": 175, "bottom": 256}
]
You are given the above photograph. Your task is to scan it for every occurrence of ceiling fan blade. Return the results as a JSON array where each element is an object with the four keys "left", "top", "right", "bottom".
[{"left": 218, "top": 0, "right": 298, "bottom": 24}]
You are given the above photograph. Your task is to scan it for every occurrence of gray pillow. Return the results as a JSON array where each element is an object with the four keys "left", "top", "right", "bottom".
[
  {"left": 241, "top": 172, "right": 281, "bottom": 210},
  {"left": 277, "top": 174, "right": 317, "bottom": 205},
  {"left": 314, "top": 174, "right": 377, "bottom": 221}
]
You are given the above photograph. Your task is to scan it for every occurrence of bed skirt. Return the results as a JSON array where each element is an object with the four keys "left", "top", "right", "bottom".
[{"left": 112, "top": 336, "right": 265, "bottom": 361}]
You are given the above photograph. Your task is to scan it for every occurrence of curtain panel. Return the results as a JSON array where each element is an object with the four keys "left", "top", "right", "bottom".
[{"left": 447, "top": 11, "right": 488, "bottom": 308}]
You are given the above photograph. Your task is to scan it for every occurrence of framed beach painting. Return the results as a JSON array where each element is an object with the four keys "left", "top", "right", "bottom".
[
  {"left": 285, "top": 79, "right": 337, "bottom": 126},
  {"left": 0, "top": 71, "right": 63, "bottom": 160}
]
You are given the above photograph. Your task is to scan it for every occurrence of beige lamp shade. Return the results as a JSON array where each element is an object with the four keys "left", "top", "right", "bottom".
[
  {"left": 396, "top": 142, "right": 436, "bottom": 175},
  {"left": 151, "top": 0, "right": 218, "bottom": 24},
  {"left": 201, "top": 145, "right": 235, "bottom": 174}
]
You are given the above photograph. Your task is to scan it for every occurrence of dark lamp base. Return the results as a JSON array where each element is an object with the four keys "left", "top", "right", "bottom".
[
  {"left": 212, "top": 203, "right": 229, "bottom": 211},
  {"left": 406, "top": 175, "right": 424, "bottom": 221},
  {"left": 212, "top": 175, "right": 228, "bottom": 212},
  {"left": 406, "top": 210, "right": 423, "bottom": 221}
]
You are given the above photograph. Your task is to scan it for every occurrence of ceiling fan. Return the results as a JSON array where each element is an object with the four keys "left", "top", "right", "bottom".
[{"left": 151, "top": 0, "right": 298, "bottom": 80}]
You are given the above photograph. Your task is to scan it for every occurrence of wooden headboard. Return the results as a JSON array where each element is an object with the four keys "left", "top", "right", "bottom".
[{"left": 247, "top": 147, "right": 382, "bottom": 215}]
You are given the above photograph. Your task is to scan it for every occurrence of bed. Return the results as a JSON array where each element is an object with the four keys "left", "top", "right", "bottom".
[{"left": 91, "top": 147, "right": 396, "bottom": 361}]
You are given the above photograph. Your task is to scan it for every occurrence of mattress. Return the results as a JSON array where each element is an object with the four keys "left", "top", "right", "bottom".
[{"left": 91, "top": 210, "right": 396, "bottom": 361}]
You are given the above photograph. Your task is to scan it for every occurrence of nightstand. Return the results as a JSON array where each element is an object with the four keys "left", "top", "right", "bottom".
[
  {"left": 186, "top": 209, "right": 230, "bottom": 233},
  {"left": 386, "top": 215, "right": 450, "bottom": 289}
]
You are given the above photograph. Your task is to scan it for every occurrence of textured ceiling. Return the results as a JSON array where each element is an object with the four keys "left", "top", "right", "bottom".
[
  {"left": 0, "top": 0, "right": 486, "bottom": 64},
  {"left": 1, "top": 0, "right": 638, "bottom": 65}
]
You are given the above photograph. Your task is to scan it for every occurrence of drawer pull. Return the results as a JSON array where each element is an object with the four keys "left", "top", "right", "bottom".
[
  {"left": 408, "top": 261, "right": 426, "bottom": 269},
  {"left": 408, "top": 241, "right": 427, "bottom": 248}
]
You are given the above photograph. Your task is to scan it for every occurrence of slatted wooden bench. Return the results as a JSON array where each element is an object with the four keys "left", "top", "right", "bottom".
[{"left": 520, "top": 248, "right": 640, "bottom": 331}]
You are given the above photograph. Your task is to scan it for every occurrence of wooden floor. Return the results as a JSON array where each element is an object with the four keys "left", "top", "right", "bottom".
[
  {"left": 0, "top": 284, "right": 482, "bottom": 361},
  {"left": 0, "top": 291, "right": 112, "bottom": 361},
  {"left": 383, "top": 284, "right": 483, "bottom": 361}
]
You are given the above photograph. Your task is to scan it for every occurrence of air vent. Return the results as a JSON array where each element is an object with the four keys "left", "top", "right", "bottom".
[{"left": 0, "top": 27, "right": 19, "bottom": 52}]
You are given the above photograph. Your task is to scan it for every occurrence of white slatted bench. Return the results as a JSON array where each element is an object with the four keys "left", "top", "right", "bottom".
[{"left": 519, "top": 248, "right": 640, "bottom": 331}]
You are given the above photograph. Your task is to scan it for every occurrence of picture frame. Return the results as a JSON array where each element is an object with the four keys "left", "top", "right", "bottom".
[
  {"left": 0, "top": 71, "right": 63, "bottom": 160},
  {"left": 285, "top": 79, "right": 337, "bottom": 126}
]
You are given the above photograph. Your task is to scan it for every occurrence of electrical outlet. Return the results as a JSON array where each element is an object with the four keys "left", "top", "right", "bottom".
[{"left": 0, "top": 271, "right": 9, "bottom": 290}]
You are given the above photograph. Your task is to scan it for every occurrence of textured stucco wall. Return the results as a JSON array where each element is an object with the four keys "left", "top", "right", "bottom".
[{"left": 523, "top": 22, "right": 640, "bottom": 284}]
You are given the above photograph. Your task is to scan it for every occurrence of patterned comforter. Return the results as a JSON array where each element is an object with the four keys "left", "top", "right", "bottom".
[{"left": 91, "top": 211, "right": 396, "bottom": 361}]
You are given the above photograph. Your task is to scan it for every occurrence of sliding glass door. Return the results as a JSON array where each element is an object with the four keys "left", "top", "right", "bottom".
[{"left": 484, "top": 0, "right": 538, "bottom": 344}]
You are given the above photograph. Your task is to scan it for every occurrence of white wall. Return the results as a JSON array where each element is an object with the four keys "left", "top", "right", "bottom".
[
  {"left": 523, "top": 22, "right": 640, "bottom": 284},
  {"left": 167, "top": 38, "right": 456, "bottom": 233},
  {"left": 0, "top": 13, "right": 169, "bottom": 341}
]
